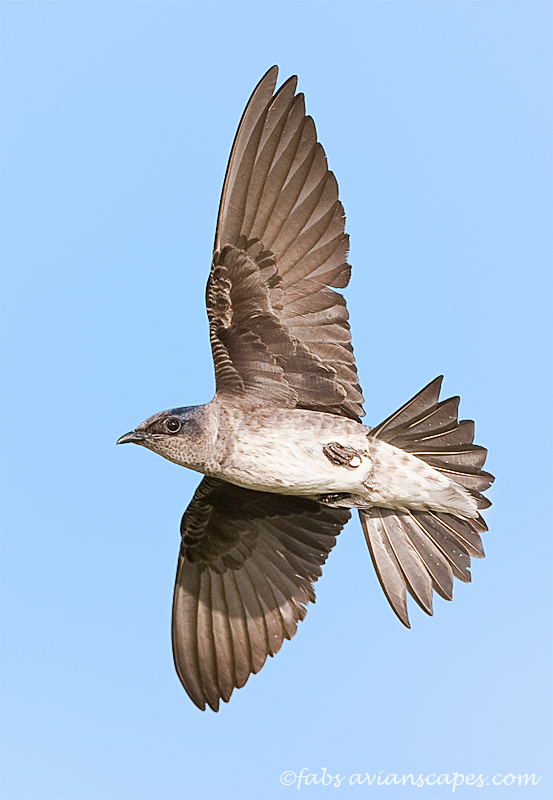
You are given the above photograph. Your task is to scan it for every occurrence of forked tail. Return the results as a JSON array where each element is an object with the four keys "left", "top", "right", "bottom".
[{"left": 360, "top": 376, "right": 494, "bottom": 626}]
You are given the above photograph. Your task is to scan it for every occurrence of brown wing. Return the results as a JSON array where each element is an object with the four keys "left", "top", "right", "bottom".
[
  {"left": 207, "top": 66, "right": 364, "bottom": 421},
  {"left": 172, "top": 477, "right": 350, "bottom": 711}
]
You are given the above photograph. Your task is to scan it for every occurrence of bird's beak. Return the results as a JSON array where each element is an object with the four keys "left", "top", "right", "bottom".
[{"left": 116, "top": 429, "right": 146, "bottom": 445}]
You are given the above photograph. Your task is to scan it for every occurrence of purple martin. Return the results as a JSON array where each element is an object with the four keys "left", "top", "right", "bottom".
[{"left": 117, "top": 67, "right": 494, "bottom": 711}]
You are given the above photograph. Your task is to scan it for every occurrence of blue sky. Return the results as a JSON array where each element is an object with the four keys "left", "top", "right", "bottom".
[{"left": 1, "top": 2, "right": 551, "bottom": 799}]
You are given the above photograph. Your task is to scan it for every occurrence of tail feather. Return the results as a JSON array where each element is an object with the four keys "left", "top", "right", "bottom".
[
  {"left": 373, "top": 376, "right": 494, "bottom": 497},
  {"left": 470, "top": 514, "right": 489, "bottom": 533},
  {"left": 396, "top": 396, "right": 461, "bottom": 438},
  {"left": 362, "top": 377, "right": 493, "bottom": 625},
  {"left": 395, "top": 419, "right": 476, "bottom": 448},
  {"left": 400, "top": 513, "right": 454, "bottom": 601},
  {"left": 408, "top": 444, "right": 487, "bottom": 469},
  {"left": 471, "top": 492, "right": 492, "bottom": 510},
  {"left": 369, "top": 376, "right": 444, "bottom": 440},
  {"left": 380, "top": 511, "right": 434, "bottom": 616},
  {"left": 428, "top": 465, "right": 493, "bottom": 493},
  {"left": 359, "top": 508, "right": 411, "bottom": 627},
  {"left": 412, "top": 511, "right": 473, "bottom": 580},
  {"left": 430, "top": 511, "right": 485, "bottom": 558}
]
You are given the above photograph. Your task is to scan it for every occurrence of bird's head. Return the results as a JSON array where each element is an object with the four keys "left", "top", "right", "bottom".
[{"left": 116, "top": 405, "right": 208, "bottom": 470}]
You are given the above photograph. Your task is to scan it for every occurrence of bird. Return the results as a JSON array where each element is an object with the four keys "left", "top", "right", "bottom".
[{"left": 117, "top": 66, "right": 494, "bottom": 712}]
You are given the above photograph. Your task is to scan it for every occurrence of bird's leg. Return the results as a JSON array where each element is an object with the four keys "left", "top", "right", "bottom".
[{"left": 323, "top": 441, "right": 362, "bottom": 468}]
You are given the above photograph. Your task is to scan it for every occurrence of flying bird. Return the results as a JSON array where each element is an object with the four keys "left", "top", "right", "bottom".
[{"left": 117, "top": 66, "right": 494, "bottom": 711}]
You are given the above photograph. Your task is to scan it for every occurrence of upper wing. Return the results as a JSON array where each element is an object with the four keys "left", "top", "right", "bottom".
[
  {"left": 207, "top": 66, "right": 364, "bottom": 421},
  {"left": 172, "top": 477, "right": 350, "bottom": 711}
]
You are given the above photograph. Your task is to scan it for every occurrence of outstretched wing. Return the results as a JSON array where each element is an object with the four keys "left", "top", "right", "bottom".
[
  {"left": 207, "top": 66, "right": 364, "bottom": 421},
  {"left": 172, "top": 478, "right": 350, "bottom": 711}
]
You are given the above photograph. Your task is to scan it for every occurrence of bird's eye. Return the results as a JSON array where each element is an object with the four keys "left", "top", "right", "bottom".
[{"left": 166, "top": 418, "right": 181, "bottom": 433}]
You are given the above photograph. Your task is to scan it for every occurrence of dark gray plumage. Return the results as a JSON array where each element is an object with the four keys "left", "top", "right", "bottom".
[{"left": 117, "top": 67, "right": 494, "bottom": 711}]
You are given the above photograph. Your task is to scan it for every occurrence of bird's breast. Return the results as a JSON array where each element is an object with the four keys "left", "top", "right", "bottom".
[{"left": 210, "top": 410, "right": 372, "bottom": 495}]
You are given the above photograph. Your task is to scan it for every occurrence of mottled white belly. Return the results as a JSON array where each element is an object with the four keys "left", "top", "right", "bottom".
[{"left": 217, "top": 425, "right": 372, "bottom": 495}]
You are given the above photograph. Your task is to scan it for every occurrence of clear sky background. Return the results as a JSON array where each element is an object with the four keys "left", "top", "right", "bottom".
[{"left": 1, "top": 2, "right": 551, "bottom": 799}]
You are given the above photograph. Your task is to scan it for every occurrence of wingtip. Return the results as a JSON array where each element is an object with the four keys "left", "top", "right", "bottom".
[
  {"left": 427, "top": 375, "right": 444, "bottom": 391},
  {"left": 276, "top": 73, "right": 298, "bottom": 96},
  {"left": 259, "top": 64, "right": 279, "bottom": 87},
  {"left": 390, "top": 600, "right": 412, "bottom": 629}
]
